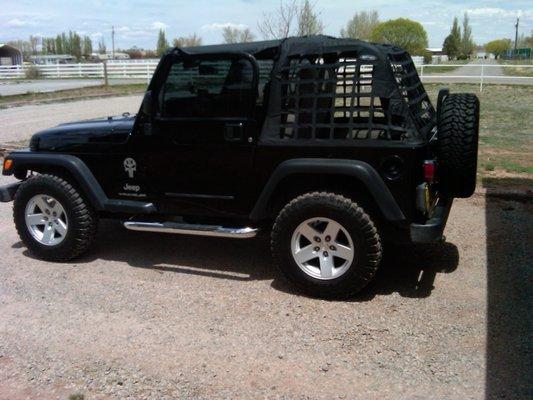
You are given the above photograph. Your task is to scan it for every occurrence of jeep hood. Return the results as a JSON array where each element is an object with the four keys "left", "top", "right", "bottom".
[{"left": 30, "top": 115, "right": 135, "bottom": 151}]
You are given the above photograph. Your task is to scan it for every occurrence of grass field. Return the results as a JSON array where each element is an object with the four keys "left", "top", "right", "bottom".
[
  {"left": 497, "top": 59, "right": 533, "bottom": 77},
  {"left": 1, "top": 82, "right": 531, "bottom": 180},
  {"left": 0, "top": 83, "right": 147, "bottom": 108},
  {"left": 425, "top": 84, "right": 533, "bottom": 177}
]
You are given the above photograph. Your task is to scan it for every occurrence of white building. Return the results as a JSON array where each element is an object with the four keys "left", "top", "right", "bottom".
[{"left": 30, "top": 54, "right": 76, "bottom": 64}]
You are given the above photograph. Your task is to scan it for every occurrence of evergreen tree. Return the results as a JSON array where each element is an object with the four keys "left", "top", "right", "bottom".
[
  {"left": 82, "top": 36, "right": 93, "bottom": 57},
  {"left": 460, "top": 13, "right": 474, "bottom": 58},
  {"left": 156, "top": 29, "right": 169, "bottom": 56}
]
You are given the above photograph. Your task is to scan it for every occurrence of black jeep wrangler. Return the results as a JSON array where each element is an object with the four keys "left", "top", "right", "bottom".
[{"left": 1, "top": 36, "right": 479, "bottom": 298}]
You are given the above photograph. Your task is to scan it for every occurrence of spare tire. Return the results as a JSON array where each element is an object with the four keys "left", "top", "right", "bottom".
[{"left": 437, "top": 93, "right": 480, "bottom": 198}]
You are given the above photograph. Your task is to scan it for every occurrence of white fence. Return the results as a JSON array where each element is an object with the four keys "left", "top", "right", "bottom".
[
  {"left": 0, "top": 62, "right": 159, "bottom": 81},
  {"left": 0, "top": 62, "right": 532, "bottom": 91}
]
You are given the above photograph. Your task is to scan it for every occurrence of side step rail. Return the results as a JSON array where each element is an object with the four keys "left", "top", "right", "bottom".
[{"left": 123, "top": 221, "right": 258, "bottom": 239}]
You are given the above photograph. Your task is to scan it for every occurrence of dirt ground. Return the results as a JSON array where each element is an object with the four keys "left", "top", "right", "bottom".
[{"left": 0, "top": 172, "right": 531, "bottom": 399}]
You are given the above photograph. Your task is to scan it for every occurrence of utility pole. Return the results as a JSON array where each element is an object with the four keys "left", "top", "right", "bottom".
[
  {"left": 111, "top": 25, "right": 115, "bottom": 60},
  {"left": 514, "top": 18, "right": 519, "bottom": 51}
]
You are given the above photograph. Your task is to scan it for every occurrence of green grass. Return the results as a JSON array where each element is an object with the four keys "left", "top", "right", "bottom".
[
  {"left": 497, "top": 59, "right": 533, "bottom": 77},
  {"left": 0, "top": 83, "right": 147, "bottom": 108},
  {"left": 425, "top": 83, "right": 533, "bottom": 177}
]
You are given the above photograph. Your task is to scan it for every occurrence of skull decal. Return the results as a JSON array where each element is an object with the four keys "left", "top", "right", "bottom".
[{"left": 123, "top": 157, "right": 137, "bottom": 178}]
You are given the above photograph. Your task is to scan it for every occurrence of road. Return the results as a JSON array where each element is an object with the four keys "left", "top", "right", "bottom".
[
  {"left": 0, "top": 79, "right": 103, "bottom": 96},
  {"left": 0, "top": 172, "right": 531, "bottom": 399},
  {"left": 0, "top": 95, "right": 142, "bottom": 144},
  {"left": 0, "top": 79, "right": 148, "bottom": 96},
  {"left": 422, "top": 59, "right": 533, "bottom": 85}
]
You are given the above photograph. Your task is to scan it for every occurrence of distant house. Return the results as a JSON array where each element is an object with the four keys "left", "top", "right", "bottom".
[
  {"left": 0, "top": 44, "right": 23, "bottom": 65},
  {"left": 93, "top": 52, "right": 131, "bottom": 61},
  {"left": 30, "top": 54, "right": 76, "bottom": 64},
  {"left": 426, "top": 47, "right": 448, "bottom": 63}
]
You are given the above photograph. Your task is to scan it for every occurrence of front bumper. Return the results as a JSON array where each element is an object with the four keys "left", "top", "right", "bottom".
[
  {"left": 0, "top": 182, "right": 21, "bottom": 202},
  {"left": 410, "top": 198, "right": 452, "bottom": 243}
]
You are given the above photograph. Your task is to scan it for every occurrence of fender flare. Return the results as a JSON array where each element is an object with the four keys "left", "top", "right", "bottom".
[
  {"left": 3, "top": 151, "right": 156, "bottom": 214},
  {"left": 249, "top": 158, "right": 406, "bottom": 223}
]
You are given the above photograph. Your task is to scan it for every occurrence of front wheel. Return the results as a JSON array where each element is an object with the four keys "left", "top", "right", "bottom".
[
  {"left": 271, "top": 192, "right": 382, "bottom": 299},
  {"left": 14, "top": 174, "right": 98, "bottom": 261}
]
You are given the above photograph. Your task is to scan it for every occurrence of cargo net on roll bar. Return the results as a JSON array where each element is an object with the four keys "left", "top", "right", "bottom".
[
  {"left": 277, "top": 51, "right": 435, "bottom": 141},
  {"left": 387, "top": 49, "right": 435, "bottom": 138}
]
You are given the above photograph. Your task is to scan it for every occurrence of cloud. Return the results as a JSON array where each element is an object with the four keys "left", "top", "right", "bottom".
[
  {"left": 151, "top": 21, "right": 168, "bottom": 30},
  {"left": 200, "top": 22, "right": 249, "bottom": 31},
  {"left": 115, "top": 26, "right": 130, "bottom": 32},
  {"left": 465, "top": 8, "right": 533, "bottom": 19},
  {"left": 90, "top": 32, "right": 103, "bottom": 39},
  {"left": 6, "top": 18, "right": 34, "bottom": 27}
]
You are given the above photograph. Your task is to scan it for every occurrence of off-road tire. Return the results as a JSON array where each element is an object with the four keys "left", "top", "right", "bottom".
[
  {"left": 14, "top": 174, "right": 98, "bottom": 261},
  {"left": 437, "top": 93, "right": 480, "bottom": 198},
  {"left": 271, "top": 192, "right": 382, "bottom": 299}
]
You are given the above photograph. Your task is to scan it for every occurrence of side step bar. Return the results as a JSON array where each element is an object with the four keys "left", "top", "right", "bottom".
[{"left": 123, "top": 221, "right": 258, "bottom": 239}]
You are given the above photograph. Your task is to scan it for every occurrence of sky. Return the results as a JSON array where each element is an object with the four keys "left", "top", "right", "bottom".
[{"left": 1, "top": 0, "right": 532, "bottom": 49}]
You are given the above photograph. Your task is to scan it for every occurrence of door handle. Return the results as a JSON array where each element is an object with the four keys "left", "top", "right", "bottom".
[{"left": 225, "top": 122, "right": 244, "bottom": 142}]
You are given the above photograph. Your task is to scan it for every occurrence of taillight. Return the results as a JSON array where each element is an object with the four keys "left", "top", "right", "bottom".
[
  {"left": 3, "top": 158, "right": 13, "bottom": 172},
  {"left": 423, "top": 160, "right": 435, "bottom": 183}
]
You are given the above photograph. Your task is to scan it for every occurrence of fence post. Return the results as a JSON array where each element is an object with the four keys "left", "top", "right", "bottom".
[
  {"left": 78, "top": 63, "right": 82, "bottom": 77},
  {"left": 103, "top": 61, "right": 108, "bottom": 87},
  {"left": 56, "top": 63, "right": 60, "bottom": 78},
  {"left": 480, "top": 64, "right": 484, "bottom": 92},
  {"left": 421, "top": 64, "right": 424, "bottom": 79},
  {"left": 146, "top": 63, "right": 150, "bottom": 84}
]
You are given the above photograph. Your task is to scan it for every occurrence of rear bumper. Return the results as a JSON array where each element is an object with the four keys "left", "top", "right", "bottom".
[
  {"left": 410, "top": 198, "right": 452, "bottom": 243},
  {"left": 0, "top": 182, "right": 21, "bottom": 203}
]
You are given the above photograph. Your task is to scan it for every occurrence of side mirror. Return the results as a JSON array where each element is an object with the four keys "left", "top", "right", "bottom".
[{"left": 141, "top": 90, "right": 153, "bottom": 116}]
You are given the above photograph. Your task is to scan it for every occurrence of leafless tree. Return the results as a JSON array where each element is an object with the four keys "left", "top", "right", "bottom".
[
  {"left": 340, "top": 10, "right": 379, "bottom": 40},
  {"left": 28, "top": 35, "right": 40, "bottom": 55},
  {"left": 297, "top": 0, "right": 323, "bottom": 36},
  {"left": 222, "top": 26, "right": 255, "bottom": 44},
  {"left": 257, "top": 0, "right": 299, "bottom": 39},
  {"left": 172, "top": 33, "right": 203, "bottom": 48}
]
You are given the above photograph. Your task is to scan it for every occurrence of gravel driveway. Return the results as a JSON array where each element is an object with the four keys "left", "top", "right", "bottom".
[
  {"left": 0, "top": 171, "right": 531, "bottom": 398},
  {"left": 0, "top": 96, "right": 142, "bottom": 144}
]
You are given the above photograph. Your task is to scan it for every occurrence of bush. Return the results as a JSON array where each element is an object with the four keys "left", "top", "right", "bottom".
[
  {"left": 423, "top": 50, "right": 433, "bottom": 64},
  {"left": 24, "top": 65, "right": 42, "bottom": 79}
]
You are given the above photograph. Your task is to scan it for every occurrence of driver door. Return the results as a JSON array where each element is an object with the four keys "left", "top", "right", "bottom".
[{"left": 139, "top": 53, "right": 260, "bottom": 217}]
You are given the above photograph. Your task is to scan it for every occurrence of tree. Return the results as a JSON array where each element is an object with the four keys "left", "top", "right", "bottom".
[
  {"left": 484, "top": 39, "right": 511, "bottom": 59},
  {"left": 258, "top": 0, "right": 298, "bottom": 39},
  {"left": 222, "top": 26, "right": 255, "bottom": 44},
  {"left": 124, "top": 47, "right": 143, "bottom": 59},
  {"left": 172, "top": 33, "right": 202, "bottom": 47},
  {"left": 28, "top": 35, "right": 40, "bottom": 55},
  {"left": 42, "top": 37, "right": 56, "bottom": 54},
  {"left": 370, "top": 18, "right": 428, "bottom": 55},
  {"left": 98, "top": 38, "right": 106, "bottom": 54},
  {"left": 297, "top": 0, "right": 323, "bottom": 36},
  {"left": 156, "top": 29, "right": 169, "bottom": 56},
  {"left": 69, "top": 31, "right": 82, "bottom": 59},
  {"left": 82, "top": 36, "right": 93, "bottom": 58},
  {"left": 55, "top": 34, "right": 63, "bottom": 54},
  {"left": 340, "top": 10, "right": 379, "bottom": 40},
  {"left": 442, "top": 17, "right": 461, "bottom": 59},
  {"left": 257, "top": 0, "right": 323, "bottom": 39},
  {"left": 460, "top": 13, "right": 475, "bottom": 58}
]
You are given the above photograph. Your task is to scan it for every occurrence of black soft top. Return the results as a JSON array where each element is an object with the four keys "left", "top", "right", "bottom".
[{"left": 175, "top": 36, "right": 435, "bottom": 143}]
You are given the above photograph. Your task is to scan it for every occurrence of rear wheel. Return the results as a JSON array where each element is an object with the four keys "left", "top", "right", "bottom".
[
  {"left": 437, "top": 93, "right": 480, "bottom": 198},
  {"left": 271, "top": 192, "right": 382, "bottom": 299},
  {"left": 14, "top": 174, "right": 98, "bottom": 261}
]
